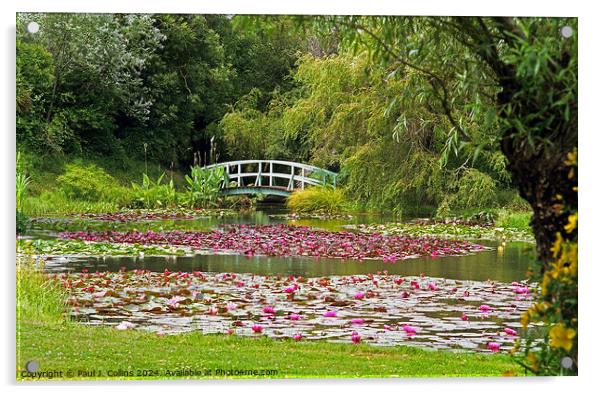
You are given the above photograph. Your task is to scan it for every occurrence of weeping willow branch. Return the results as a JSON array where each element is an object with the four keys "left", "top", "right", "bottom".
[{"left": 340, "top": 20, "right": 473, "bottom": 142}]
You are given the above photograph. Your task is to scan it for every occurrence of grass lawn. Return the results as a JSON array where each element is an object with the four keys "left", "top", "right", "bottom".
[{"left": 17, "top": 321, "right": 521, "bottom": 380}]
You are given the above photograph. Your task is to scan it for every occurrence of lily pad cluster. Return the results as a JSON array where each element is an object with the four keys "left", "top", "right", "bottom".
[
  {"left": 71, "top": 210, "right": 196, "bottom": 222},
  {"left": 269, "top": 213, "right": 355, "bottom": 221},
  {"left": 59, "top": 224, "right": 486, "bottom": 261},
  {"left": 69, "top": 208, "right": 236, "bottom": 222},
  {"left": 346, "top": 222, "right": 534, "bottom": 243},
  {"left": 57, "top": 270, "right": 537, "bottom": 352},
  {"left": 17, "top": 239, "right": 189, "bottom": 257}
]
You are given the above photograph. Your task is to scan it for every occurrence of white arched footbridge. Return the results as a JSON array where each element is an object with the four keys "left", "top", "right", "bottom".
[{"left": 201, "top": 159, "right": 338, "bottom": 197}]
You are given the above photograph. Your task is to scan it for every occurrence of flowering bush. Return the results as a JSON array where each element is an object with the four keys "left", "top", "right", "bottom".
[{"left": 517, "top": 150, "right": 577, "bottom": 375}]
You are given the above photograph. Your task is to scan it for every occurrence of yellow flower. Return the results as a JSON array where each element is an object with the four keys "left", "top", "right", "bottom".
[
  {"left": 569, "top": 256, "right": 578, "bottom": 277},
  {"left": 551, "top": 233, "right": 563, "bottom": 258},
  {"left": 521, "top": 311, "right": 530, "bottom": 328},
  {"left": 565, "top": 150, "right": 578, "bottom": 167},
  {"left": 565, "top": 213, "right": 578, "bottom": 234},
  {"left": 527, "top": 352, "right": 539, "bottom": 372},
  {"left": 549, "top": 323, "right": 576, "bottom": 351},
  {"left": 565, "top": 243, "right": 578, "bottom": 265},
  {"left": 541, "top": 274, "right": 550, "bottom": 296}
]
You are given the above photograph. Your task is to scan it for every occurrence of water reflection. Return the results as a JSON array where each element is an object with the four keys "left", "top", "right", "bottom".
[{"left": 45, "top": 241, "right": 534, "bottom": 283}]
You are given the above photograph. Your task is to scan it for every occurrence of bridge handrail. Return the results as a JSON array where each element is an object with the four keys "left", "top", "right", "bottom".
[
  {"left": 224, "top": 172, "right": 323, "bottom": 184},
  {"left": 200, "top": 159, "right": 337, "bottom": 177}
]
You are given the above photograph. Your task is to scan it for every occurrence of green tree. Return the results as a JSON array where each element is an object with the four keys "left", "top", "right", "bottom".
[
  {"left": 17, "top": 13, "right": 164, "bottom": 155},
  {"left": 317, "top": 15, "right": 577, "bottom": 374}
]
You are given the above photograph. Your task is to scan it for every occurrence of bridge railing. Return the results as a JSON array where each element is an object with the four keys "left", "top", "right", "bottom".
[{"left": 201, "top": 160, "right": 337, "bottom": 191}]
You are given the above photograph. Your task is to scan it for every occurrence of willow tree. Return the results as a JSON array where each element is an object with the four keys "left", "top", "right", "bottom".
[{"left": 315, "top": 16, "right": 577, "bottom": 265}]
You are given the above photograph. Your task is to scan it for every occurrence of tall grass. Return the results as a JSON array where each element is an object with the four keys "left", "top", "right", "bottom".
[
  {"left": 16, "top": 256, "right": 67, "bottom": 325},
  {"left": 286, "top": 186, "right": 347, "bottom": 214},
  {"left": 16, "top": 152, "right": 31, "bottom": 213},
  {"left": 24, "top": 190, "right": 120, "bottom": 216},
  {"left": 495, "top": 208, "right": 532, "bottom": 230}
]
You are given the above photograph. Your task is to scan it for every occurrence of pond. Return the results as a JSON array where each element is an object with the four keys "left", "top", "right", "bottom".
[
  {"left": 35, "top": 208, "right": 534, "bottom": 283},
  {"left": 25, "top": 207, "right": 539, "bottom": 352}
]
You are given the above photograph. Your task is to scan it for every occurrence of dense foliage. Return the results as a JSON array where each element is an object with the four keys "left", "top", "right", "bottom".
[
  {"left": 57, "top": 163, "right": 129, "bottom": 204},
  {"left": 16, "top": 14, "right": 577, "bottom": 375},
  {"left": 17, "top": 14, "right": 301, "bottom": 167},
  {"left": 220, "top": 53, "right": 521, "bottom": 215},
  {"left": 16, "top": 152, "right": 31, "bottom": 233}
]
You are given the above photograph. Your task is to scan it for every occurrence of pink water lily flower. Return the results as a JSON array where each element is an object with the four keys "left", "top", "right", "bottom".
[
  {"left": 284, "top": 286, "right": 296, "bottom": 293},
  {"left": 382, "top": 254, "right": 397, "bottom": 263},
  {"left": 487, "top": 342, "right": 501, "bottom": 352},
  {"left": 354, "top": 292, "right": 365, "bottom": 300},
  {"left": 428, "top": 282, "right": 438, "bottom": 291},
  {"left": 251, "top": 324, "right": 263, "bottom": 333},
  {"left": 504, "top": 327, "right": 518, "bottom": 336},
  {"left": 288, "top": 313, "right": 301, "bottom": 321},
  {"left": 293, "top": 333, "right": 303, "bottom": 341},
  {"left": 513, "top": 286, "right": 530, "bottom": 294},
  {"left": 323, "top": 310, "right": 337, "bottom": 317},
  {"left": 351, "top": 331, "right": 361, "bottom": 344},
  {"left": 402, "top": 325, "right": 417, "bottom": 336},
  {"left": 479, "top": 304, "right": 492, "bottom": 313},
  {"left": 383, "top": 324, "right": 392, "bottom": 330},
  {"left": 263, "top": 306, "right": 276, "bottom": 314},
  {"left": 461, "top": 313, "right": 469, "bottom": 321},
  {"left": 227, "top": 329, "right": 235, "bottom": 335},
  {"left": 351, "top": 318, "right": 365, "bottom": 325}
]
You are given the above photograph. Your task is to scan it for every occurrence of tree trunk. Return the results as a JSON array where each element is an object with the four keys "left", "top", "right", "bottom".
[
  {"left": 497, "top": 78, "right": 578, "bottom": 267},
  {"left": 500, "top": 128, "right": 577, "bottom": 266}
]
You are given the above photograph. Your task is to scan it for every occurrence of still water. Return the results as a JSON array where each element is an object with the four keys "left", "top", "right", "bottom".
[{"left": 38, "top": 207, "right": 535, "bottom": 282}]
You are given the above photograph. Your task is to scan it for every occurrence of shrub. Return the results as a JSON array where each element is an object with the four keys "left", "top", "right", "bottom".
[
  {"left": 57, "top": 163, "right": 129, "bottom": 205},
  {"left": 439, "top": 169, "right": 498, "bottom": 212},
  {"left": 130, "top": 173, "right": 176, "bottom": 209},
  {"left": 16, "top": 151, "right": 31, "bottom": 213},
  {"left": 434, "top": 200, "right": 451, "bottom": 220},
  {"left": 16, "top": 151, "right": 31, "bottom": 233},
  {"left": 183, "top": 166, "right": 228, "bottom": 208},
  {"left": 17, "top": 211, "right": 28, "bottom": 234},
  {"left": 286, "top": 186, "right": 347, "bottom": 214}
]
